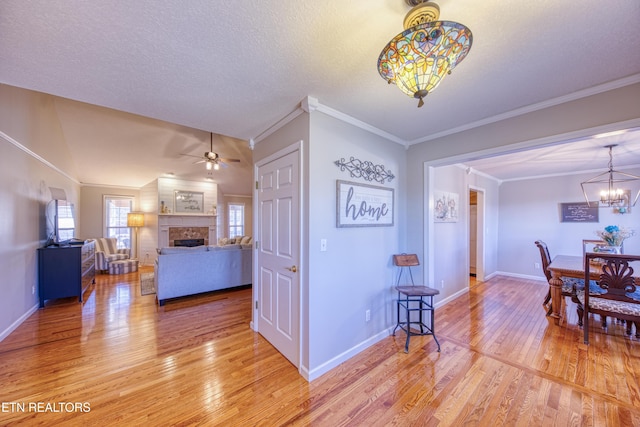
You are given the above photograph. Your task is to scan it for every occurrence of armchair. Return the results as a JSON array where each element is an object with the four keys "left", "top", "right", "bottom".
[{"left": 93, "top": 237, "right": 131, "bottom": 273}]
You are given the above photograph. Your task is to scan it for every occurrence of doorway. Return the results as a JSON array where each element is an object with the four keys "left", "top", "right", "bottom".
[{"left": 469, "top": 187, "right": 485, "bottom": 284}]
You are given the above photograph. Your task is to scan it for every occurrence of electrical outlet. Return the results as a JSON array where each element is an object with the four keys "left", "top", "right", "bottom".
[
  {"left": 534, "top": 262, "right": 540, "bottom": 269},
  {"left": 320, "top": 239, "right": 327, "bottom": 252},
  {"left": 365, "top": 309, "right": 371, "bottom": 322},
  {"left": 441, "top": 280, "right": 444, "bottom": 289},
  {"left": 32, "top": 285, "right": 35, "bottom": 295}
]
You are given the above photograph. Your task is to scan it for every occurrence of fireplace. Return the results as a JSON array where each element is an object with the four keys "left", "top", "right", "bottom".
[
  {"left": 157, "top": 215, "right": 216, "bottom": 249},
  {"left": 174, "top": 238, "right": 205, "bottom": 247},
  {"left": 168, "top": 226, "right": 210, "bottom": 246}
]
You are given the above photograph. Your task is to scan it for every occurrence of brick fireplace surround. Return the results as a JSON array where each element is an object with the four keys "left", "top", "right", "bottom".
[
  {"left": 158, "top": 215, "right": 216, "bottom": 248},
  {"left": 168, "top": 227, "right": 209, "bottom": 246}
]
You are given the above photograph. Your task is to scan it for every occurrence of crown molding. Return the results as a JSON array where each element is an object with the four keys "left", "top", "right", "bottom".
[
  {"left": 251, "top": 75, "right": 640, "bottom": 150},
  {"left": 0, "top": 130, "right": 79, "bottom": 185},
  {"left": 407, "top": 74, "right": 640, "bottom": 145}
]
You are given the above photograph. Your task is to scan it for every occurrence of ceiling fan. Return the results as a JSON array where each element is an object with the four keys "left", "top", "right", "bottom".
[{"left": 182, "top": 133, "right": 240, "bottom": 171}]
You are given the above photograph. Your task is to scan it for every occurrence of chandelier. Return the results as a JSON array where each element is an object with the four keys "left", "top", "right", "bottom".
[
  {"left": 378, "top": 0, "right": 472, "bottom": 107},
  {"left": 581, "top": 144, "right": 640, "bottom": 209}
]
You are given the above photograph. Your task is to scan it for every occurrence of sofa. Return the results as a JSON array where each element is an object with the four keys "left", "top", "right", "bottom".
[{"left": 155, "top": 244, "right": 252, "bottom": 306}]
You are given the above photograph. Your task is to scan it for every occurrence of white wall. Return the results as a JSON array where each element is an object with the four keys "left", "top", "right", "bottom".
[
  {"left": 498, "top": 168, "right": 640, "bottom": 279},
  {"left": 0, "top": 84, "right": 80, "bottom": 340}
]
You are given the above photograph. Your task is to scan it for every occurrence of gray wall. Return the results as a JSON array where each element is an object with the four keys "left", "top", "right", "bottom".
[
  {"left": 79, "top": 185, "right": 140, "bottom": 240},
  {"left": 253, "top": 110, "right": 407, "bottom": 379},
  {"left": 407, "top": 82, "right": 640, "bottom": 306},
  {"left": 498, "top": 168, "right": 640, "bottom": 279},
  {"left": 0, "top": 84, "right": 81, "bottom": 339}
]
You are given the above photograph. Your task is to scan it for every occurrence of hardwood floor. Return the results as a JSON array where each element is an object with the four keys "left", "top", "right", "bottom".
[{"left": 1, "top": 270, "right": 640, "bottom": 426}]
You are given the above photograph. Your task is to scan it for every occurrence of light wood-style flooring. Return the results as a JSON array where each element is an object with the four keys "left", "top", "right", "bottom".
[{"left": 1, "top": 269, "right": 640, "bottom": 426}]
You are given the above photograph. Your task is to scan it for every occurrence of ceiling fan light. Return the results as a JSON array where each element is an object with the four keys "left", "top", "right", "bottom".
[
  {"left": 213, "top": 162, "right": 220, "bottom": 171},
  {"left": 206, "top": 160, "right": 213, "bottom": 170}
]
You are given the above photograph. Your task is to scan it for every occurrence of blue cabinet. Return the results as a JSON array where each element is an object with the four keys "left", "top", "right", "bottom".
[{"left": 37, "top": 240, "right": 95, "bottom": 307}]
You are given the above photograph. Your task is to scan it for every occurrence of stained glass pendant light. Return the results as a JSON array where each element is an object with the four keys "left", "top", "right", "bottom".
[{"left": 378, "top": 0, "right": 472, "bottom": 107}]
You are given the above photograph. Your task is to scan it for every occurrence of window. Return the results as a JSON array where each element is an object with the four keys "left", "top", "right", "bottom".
[
  {"left": 228, "top": 203, "right": 245, "bottom": 238},
  {"left": 104, "top": 196, "right": 133, "bottom": 249}
]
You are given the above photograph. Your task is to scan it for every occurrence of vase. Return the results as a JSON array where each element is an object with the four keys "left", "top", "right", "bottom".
[{"left": 595, "top": 245, "right": 622, "bottom": 254}]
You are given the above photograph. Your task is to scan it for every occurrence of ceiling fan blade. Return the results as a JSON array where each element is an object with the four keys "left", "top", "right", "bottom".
[
  {"left": 193, "top": 159, "right": 205, "bottom": 164},
  {"left": 219, "top": 158, "right": 240, "bottom": 163},
  {"left": 180, "top": 153, "right": 202, "bottom": 159}
]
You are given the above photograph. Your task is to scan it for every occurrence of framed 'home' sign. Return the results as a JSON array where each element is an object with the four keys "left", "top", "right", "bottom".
[{"left": 336, "top": 180, "right": 394, "bottom": 227}]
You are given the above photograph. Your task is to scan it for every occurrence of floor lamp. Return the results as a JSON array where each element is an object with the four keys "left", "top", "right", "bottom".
[{"left": 127, "top": 212, "right": 145, "bottom": 260}]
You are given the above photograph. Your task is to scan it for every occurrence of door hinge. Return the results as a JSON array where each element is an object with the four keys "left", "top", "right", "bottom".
[
  {"left": 255, "top": 241, "right": 259, "bottom": 249},
  {"left": 255, "top": 181, "right": 259, "bottom": 190},
  {"left": 255, "top": 300, "right": 258, "bottom": 309}
]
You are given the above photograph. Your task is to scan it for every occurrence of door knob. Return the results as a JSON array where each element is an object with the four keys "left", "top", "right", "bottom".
[{"left": 287, "top": 265, "right": 297, "bottom": 273}]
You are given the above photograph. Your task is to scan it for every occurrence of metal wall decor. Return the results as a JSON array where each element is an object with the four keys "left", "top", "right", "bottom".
[{"left": 334, "top": 157, "right": 395, "bottom": 183}]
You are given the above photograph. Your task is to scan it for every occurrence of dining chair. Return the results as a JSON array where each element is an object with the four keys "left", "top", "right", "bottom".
[
  {"left": 535, "top": 240, "right": 586, "bottom": 315},
  {"left": 577, "top": 253, "right": 640, "bottom": 344}
]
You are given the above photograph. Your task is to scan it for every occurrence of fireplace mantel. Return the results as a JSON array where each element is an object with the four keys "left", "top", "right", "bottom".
[{"left": 158, "top": 215, "right": 216, "bottom": 248}]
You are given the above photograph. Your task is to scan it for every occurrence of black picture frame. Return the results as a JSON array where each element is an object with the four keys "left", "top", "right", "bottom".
[{"left": 560, "top": 202, "right": 599, "bottom": 223}]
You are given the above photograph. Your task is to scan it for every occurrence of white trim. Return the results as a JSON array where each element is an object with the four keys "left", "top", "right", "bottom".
[
  {"left": 0, "top": 131, "right": 79, "bottom": 184},
  {"left": 496, "top": 271, "right": 548, "bottom": 282},
  {"left": 408, "top": 74, "right": 640, "bottom": 145},
  {"left": 250, "top": 75, "right": 640, "bottom": 148},
  {"left": 0, "top": 304, "right": 39, "bottom": 343},
  {"left": 497, "top": 162, "right": 640, "bottom": 183},
  {"left": 426, "top": 120, "right": 640, "bottom": 169},
  {"left": 224, "top": 194, "right": 252, "bottom": 199},
  {"left": 315, "top": 103, "right": 406, "bottom": 146},
  {"left": 253, "top": 107, "right": 305, "bottom": 144},
  {"left": 434, "top": 287, "right": 469, "bottom": 308},
  {"left": 79, "top": 181, "right": 140, "bottom": 190},
  {"left": 305, "top": 327, "right": 392, "bottom": 381}
]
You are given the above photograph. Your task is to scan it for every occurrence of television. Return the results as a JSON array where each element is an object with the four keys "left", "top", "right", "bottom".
[{"left": 45, "top": 199, "right": 77, "bottom": 246}]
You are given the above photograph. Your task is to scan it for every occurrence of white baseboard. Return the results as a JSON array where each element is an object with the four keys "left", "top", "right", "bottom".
[
  {"left": 433, "top": 287, "right": 468, "bottom": 308},
  {"left": 305, "top": 327, "right": 393, "bottom": 381},
  {"left": 495, "top": 271, "right": 547, "bottom": 282},
  {"left": 0, "top": 303, "right": 39, "bottom": 342}
]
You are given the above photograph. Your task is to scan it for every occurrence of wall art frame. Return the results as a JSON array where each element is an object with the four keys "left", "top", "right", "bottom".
[
  {"left": 560, "top": 202, "right": 599, "bottom": 222},
  {"left": 174, "top": 190, "right": 205, "bottom": 214},
  {"left": 434, "top": 190, "right": 459, "bottom": 223},
  {"left": 336, "top": 180, "right": 394, "bottom": 227}
]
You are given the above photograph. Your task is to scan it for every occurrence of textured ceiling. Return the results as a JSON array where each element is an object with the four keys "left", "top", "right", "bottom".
[{"left": 1, "top": 0, "right": 640, "bottom": 191}]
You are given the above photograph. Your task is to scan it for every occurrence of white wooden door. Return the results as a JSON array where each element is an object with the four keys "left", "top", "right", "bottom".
[{"left": 256, "top": 149, "right": 300, "bottom": 367}]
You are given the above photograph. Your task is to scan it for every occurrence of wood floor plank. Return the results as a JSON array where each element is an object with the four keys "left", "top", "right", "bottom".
[{"left": 2, "top": 269, "right": 640, "bottom": 425}]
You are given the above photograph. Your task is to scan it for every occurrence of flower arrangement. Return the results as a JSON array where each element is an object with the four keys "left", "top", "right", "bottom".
[{"left": 595, "top": 225, "right": 635, "bottom": 246}]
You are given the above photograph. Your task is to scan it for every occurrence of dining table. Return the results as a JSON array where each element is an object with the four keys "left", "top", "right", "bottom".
[{"left": 546, "top": 254, "right": 640, "bottom": 325}]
